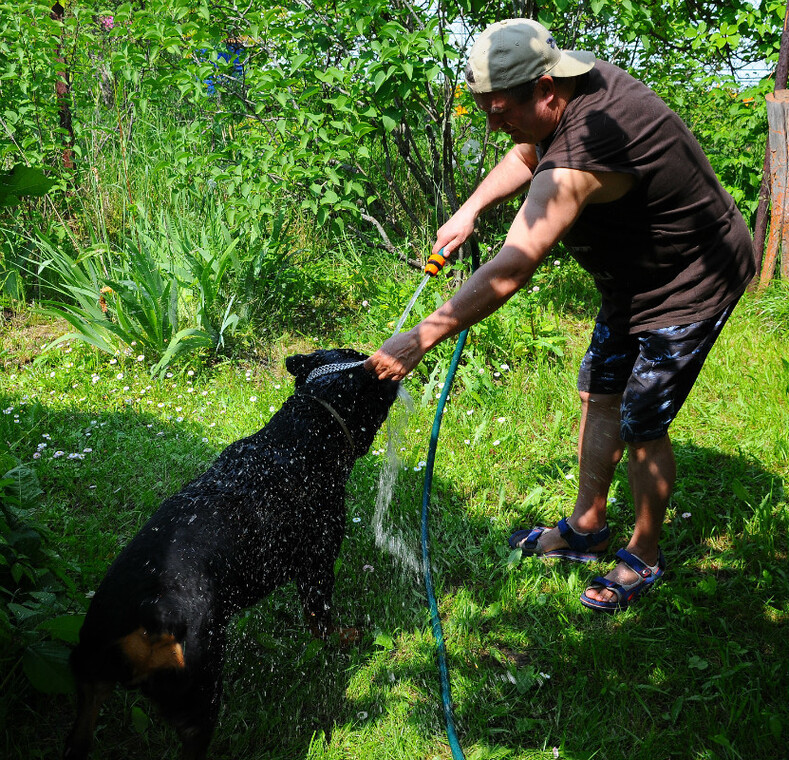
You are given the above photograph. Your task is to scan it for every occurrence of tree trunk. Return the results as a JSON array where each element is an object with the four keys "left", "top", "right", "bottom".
[
  {"left": 760, "top": 90, "right": 789, "bottom": 288},
  {"left": 752, "top": 0, "right": 789, "bottom": 281},
  {"left": 51, "top": 1, "right": 74, "bottom": 170}
]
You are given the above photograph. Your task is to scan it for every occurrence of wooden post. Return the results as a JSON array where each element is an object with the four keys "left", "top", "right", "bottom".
[
  {"left": 752, "top": 1, "right": 789, "bottom": 281},
  {"left": 760, "top": 90, "right": 789, "bottom": 288}
]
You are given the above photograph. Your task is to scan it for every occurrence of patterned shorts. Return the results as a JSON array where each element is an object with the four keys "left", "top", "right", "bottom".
[{"left": 577, "top": 301, "right": 738, "bottom": 442}]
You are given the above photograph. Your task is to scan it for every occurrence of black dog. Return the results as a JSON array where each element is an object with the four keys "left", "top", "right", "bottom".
[{"left": 65, "top": 349, "right": 399, "bottom": 759}]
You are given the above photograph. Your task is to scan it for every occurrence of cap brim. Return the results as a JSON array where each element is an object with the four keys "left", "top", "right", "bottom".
[{"left": 549, "top": 50, "right": 596, "bottom": 77}]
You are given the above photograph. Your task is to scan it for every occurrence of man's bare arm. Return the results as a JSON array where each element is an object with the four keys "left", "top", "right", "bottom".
[
  {"left": 432, "top": 144, "right": 539, "bottom": 256},
  {"left": 367, "top": 167, "right": 627, "bottom": 380}
]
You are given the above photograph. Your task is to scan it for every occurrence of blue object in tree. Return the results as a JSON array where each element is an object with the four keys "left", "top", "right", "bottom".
[{"left": 205, "top": 41, "right": 245, "bottom": 95}]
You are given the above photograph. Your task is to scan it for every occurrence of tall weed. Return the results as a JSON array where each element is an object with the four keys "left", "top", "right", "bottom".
[
  {"left": 0, "top": 449, "right": 79, "bottom": 697},
  {"left": 30, "top": 207, "right": 243, "bottom": 375}
]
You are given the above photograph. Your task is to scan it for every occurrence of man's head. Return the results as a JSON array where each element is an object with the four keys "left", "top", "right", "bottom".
[
  {"left": 466, "top": 19, "right": 594, "bottom": 144},
  {"left": 465, "top": 19, "right": 594, "bottom": 94}
]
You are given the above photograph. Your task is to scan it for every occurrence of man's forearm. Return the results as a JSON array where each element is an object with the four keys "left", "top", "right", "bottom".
[
  {"left": 415, "top": 245, "right": 539, "bottom": 351},
  {"left": 463, "top": 144, "right": 536, "bottom": 217}
]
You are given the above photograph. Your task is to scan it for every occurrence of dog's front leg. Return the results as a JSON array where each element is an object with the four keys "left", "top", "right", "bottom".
[
  {"left": 297, "top": 552, "right": 361, "bottom": 645},
  {"left": 298, "top": 571, "right": 335, "bottom": 640},
  {"left": 64, "top": 679, "right": 113, "bottom": 759}
]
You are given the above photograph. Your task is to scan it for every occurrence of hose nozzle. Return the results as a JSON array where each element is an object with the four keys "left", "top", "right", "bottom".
[{"left": 424, "top": 248, "right": 448, "bottom": 276}]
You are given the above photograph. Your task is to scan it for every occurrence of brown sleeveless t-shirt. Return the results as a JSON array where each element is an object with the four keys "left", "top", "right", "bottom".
[{"left": 534, "top": 61, "right": 754, "bottom": 333}]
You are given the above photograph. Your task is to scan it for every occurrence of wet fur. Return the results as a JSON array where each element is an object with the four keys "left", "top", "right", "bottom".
[{"left": 64, "top": 349, "right": 399, "bottom": 759}]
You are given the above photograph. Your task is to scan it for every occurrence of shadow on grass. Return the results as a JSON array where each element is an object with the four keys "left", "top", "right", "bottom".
[
  {"left": 406, "top": 442, "right": 788, "bottom": 760},
  {"left": 3, "top": 392, "right": 787, "bottom": 760},
  {"left": 0, "top": 398, "right": 457, "bottom": 759}
]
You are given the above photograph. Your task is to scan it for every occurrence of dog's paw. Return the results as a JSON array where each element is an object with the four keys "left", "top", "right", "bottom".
[{"left": 335, "top": 627, "right": 362, "bottom": 648}]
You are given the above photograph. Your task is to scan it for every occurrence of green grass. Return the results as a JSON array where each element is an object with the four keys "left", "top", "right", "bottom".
[{"left": 1, "top": 266, "right": 787, "bottom": 760}]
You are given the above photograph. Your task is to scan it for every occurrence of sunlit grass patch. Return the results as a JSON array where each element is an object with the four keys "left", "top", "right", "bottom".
[{"left": 2, "top": 270, "right": 788, "bottom": 760}]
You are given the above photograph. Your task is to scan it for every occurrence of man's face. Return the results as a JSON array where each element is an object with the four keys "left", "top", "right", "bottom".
[{"left": 472, "top": 83, "right": 552, "bottom": 145}]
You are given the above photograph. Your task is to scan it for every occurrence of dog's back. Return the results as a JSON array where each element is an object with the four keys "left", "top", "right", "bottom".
[{"left": 65, "top": 349, "right": 399, "bottom": 759}]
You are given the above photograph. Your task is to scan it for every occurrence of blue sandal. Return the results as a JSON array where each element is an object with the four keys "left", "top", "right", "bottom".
[
  {"left": 508, "top": 517, "right": 610, "bottom": 563},
  {"left": 580, "top": 548, "right": 666, "bottom": 612}
]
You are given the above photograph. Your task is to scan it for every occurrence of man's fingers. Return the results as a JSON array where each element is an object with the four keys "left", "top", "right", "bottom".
[{"left": 364, "top": 354, "right": 405, "bottom": 381}]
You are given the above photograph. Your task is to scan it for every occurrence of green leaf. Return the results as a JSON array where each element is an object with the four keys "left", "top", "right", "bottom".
[
  {"left": 290, "top": 53, "right": 309, "bottom": 73},
  {"left": 296, "top": 638, "right": 325, "bottom": 666},
  {"left": 22, "top": 641, "right": 76, "bottom": 694},
  {"left": 8, "top": 602, "right": 39, "bottom": 622},
  {"left": 373, "top": 69, "right": 387, "bottom": 92},
  {"left": 37, "top": 614, "right": 84, "bottom": 644},
  {"left": 381, "top": 114, "right": 398, "bottom": 132},
  {"left": 0, "top": 165, "right": 55, "bottom": 207},
  {"left": 688, "top": 655, "right": 709, "bottom": 670},
  {"left": 2, "top": 464, "right": 42, "bottom": 507},
  {"left": 732, "top": 480, "right": 752, "bottom": 506},
  {"left": 131, "top": 706, "right": 150, "bottom": 734},
  {"left": 507, "top": 548, "right": 522, "bottom": 568},
  {"left": 374, "top": 632, "right": 395, "bottom": 650}
]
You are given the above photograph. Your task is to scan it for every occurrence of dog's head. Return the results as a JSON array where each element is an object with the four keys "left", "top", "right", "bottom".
[{"left": 286, "top": 349, "right": 400, "bottom": 454}]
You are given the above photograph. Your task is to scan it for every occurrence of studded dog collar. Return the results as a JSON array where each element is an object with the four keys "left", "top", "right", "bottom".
[{"left": 304, "top": 360, "right": 366, "bottom": 384}]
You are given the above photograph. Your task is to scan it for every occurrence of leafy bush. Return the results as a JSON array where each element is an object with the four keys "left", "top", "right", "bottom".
[
  {"left": 0, "top": 452, "right": 80, "bottom": 695},
  {"left": 31, "top": 206, "right": 242, "bottom": 376}
]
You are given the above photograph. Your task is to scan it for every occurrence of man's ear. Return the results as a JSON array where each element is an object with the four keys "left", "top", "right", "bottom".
[{"left": 536, "top": 75, "right": 556, "bottom": 100}]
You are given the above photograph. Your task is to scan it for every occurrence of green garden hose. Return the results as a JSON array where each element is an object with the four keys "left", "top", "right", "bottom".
[
  {"left": 421, "top": 327, "right": 469, "bottom": 760},
  {"left": 419, "top": 244, "right": 479, "bottom": 760}
]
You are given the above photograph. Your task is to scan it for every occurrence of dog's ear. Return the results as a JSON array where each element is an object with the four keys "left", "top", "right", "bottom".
[
  {"left": 285, "top": 352, "right": 321, "bottom": 382},
  {"left": 285, "top": 353, "right": 308, "bottom": 379}
]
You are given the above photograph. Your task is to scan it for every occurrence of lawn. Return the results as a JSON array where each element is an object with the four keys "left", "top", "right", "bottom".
[{"left": 1, "top": 266, "right": 788, "bottom": 760}]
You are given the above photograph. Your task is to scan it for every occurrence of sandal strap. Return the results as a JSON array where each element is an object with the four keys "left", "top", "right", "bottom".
[
  {"left": 615, "top": 547, "right": 664, "bottom": 579},
  {"left": 557, "top": 517, "right": 610, "bottom": 552},
  {"left": 586, "top": 576, "right": 626, "bottom": 602},
  {"left": 508, "top": 526, "right": 547, "bottom": 552}
]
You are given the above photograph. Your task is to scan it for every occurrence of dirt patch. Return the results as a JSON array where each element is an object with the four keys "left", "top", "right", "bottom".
[{"left": 0, "top": 312, "right": 69, "bottom": 368}]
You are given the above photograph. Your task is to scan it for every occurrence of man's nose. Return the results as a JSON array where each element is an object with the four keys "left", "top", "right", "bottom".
[{"left": 487, "top": 113, "right": 504, "bottom": 131}]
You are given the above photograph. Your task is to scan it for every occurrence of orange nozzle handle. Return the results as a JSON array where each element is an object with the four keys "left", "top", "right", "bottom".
[{"left": 424, "top": 249, "right": 448, "bottom": 276}]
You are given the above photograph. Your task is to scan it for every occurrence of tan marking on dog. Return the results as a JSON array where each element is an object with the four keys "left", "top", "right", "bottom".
[{"left": 118, "top": 627, "right": 186, "bottom": 682}]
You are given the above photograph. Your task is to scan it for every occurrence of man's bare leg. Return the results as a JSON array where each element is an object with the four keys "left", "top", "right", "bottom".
[
  {"left": 583, "top": 434, "right": 675, "bottom": 603},
  {"left": 534, "top": 391, "right": 623, "bottom": 553}
]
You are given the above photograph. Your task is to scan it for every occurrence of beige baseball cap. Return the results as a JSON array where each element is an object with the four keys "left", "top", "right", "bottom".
[{"left": 465, "top": 18, "right": 595, "bottom": 93}]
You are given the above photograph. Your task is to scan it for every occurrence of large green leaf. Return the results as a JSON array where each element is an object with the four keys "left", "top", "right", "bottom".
[
  {"left": 37, "top": 614, "right": 85, "bottom": 645},
  {"left": 22, "top": 640, "right": 76, "bottom": 694},
  {"left": 0, "top": 165, "right": 55, "bottom": 207}
]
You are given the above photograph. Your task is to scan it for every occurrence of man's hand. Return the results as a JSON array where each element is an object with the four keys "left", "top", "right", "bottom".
[
  {"left": 364, "top": 330, "right": 426, "bottom": 381},
  {"left": 433, "top": 206, "right": 477, "bottom": 258}
]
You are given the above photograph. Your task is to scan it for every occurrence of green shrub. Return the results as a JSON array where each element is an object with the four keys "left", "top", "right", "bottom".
[{"left": 0, "top": 452, "right": 80, "bottom": 695}]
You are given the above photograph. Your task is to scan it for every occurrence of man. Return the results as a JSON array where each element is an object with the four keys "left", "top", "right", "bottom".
[{"left": 364, "top": 19, "right": 754, "bottom": 612}]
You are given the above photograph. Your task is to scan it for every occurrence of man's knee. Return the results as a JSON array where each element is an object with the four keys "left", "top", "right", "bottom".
[
  {"left": 579, "top": 390, "right": 622, "bottom": 412},
  {"left": 627, "top": 434, "right": 675, "bottom": 464}
]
